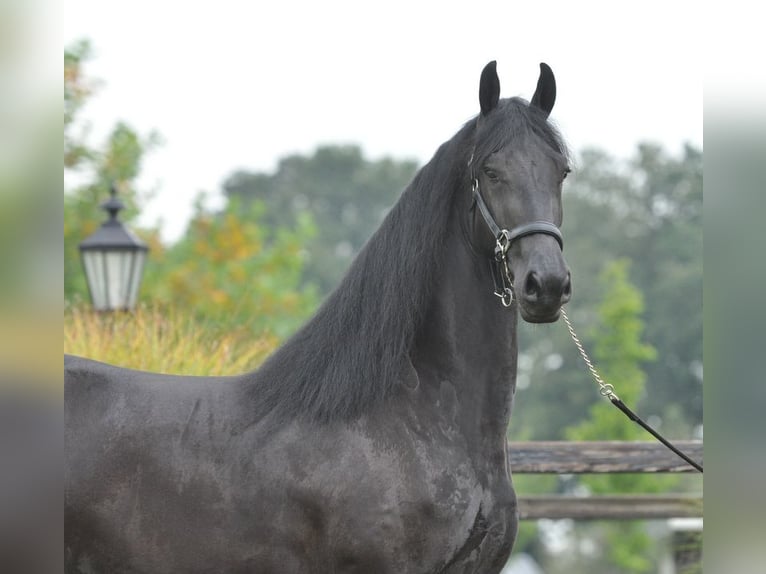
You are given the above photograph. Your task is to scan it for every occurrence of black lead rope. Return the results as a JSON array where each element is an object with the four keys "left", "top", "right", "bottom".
[
  {"left": 560, "top": 307, "right": 703, "bottom": 473},
  {"left": 610, "top": 397, "right": 704, "bottom": 473}
]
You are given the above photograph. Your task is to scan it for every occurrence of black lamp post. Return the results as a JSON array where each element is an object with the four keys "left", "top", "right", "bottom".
[{"left": 79, "top": 183, "right": 149, "bottom": 311}]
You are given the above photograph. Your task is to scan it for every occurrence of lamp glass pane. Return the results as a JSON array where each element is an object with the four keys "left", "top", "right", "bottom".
[
  {"left": 82, "top": 249, "right": 144, "bottom": 310},
  {"left": 126, "top": 250, "right": 146, "bottom": 309},
  {"left": 82, "top": 250, "right": 107, "bottom": 310},
  {"left": 104, "top": 251, "right": 132, "bottom": 310}
]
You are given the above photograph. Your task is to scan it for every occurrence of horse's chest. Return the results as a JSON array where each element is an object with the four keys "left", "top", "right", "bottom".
[
  {"left": 429, "top": 475, "right": 518, "bottom": 573},
  {"left": 237, "top": 419, "right": 518, "bottom": 573},
  {"left": 354, "top": 448, "right": 517, "bottom": 572}
]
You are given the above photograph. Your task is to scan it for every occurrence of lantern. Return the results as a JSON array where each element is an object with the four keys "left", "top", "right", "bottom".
[{"left": 79, "top": 184, "right": 148, "bottom": 311}]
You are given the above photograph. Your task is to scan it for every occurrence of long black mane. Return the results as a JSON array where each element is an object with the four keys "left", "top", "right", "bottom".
[{"left": 249, "top": 98, "right": 568, "bottom": 423}]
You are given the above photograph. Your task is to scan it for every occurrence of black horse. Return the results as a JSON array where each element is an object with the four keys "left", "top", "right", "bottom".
[{"left": 65, "top": 61, "right": 572, "bottom": 573}]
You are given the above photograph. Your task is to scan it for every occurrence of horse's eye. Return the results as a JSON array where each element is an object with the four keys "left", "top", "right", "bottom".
[
  {"left": 483, "top": 168, "right": 499, "bottom": 182},
  {"left": 562, "top": 167, "right": 572, "bottom": 180}
]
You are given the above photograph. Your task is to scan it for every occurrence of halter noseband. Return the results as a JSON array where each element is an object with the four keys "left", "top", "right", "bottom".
[{"left": 470, "top": 171, "right": 564, "bottom": 307}]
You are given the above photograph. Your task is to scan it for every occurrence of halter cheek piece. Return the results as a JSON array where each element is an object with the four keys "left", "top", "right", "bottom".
[{"left": 469, "top": 170, "right": 564, "bottom": 308}]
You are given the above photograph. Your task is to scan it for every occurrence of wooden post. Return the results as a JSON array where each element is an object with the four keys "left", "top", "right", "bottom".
[{"left": 668, "top": 518, "right": 702, "bottom": 573}]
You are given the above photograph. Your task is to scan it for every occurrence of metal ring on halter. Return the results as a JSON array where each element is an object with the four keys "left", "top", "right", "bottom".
[
  {"left": 599, "top": 383, "right": 617, "bottom": 399},
  {"left": 494, "top": 287, "right": 513, "bottom": 307}
]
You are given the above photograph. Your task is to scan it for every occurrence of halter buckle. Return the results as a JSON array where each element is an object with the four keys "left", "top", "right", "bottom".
[{"left": 494, "top": 229, "right": 511, "bottom": 260}]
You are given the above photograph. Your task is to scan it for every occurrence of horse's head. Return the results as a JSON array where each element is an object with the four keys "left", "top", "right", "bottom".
[{"left": 469, "top": 61, "right": 572, "bottom": 323}]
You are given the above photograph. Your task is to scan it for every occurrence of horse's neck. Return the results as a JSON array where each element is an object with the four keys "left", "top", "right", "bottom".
[{"left": 412, "top": 206, "right": 518, "bottom": 442}]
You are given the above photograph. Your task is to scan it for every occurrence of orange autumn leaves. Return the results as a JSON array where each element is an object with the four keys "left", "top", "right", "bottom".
[{"left": 143, "top": 198, "right": 319, "bottom": 340}]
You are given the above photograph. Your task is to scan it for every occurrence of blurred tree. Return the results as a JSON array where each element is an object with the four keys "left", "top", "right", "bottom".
[
  {"left": 142, "top": 196, "right": 318, "bottom": 339},
  {"left": 64, "top": 40, "right": 316, "bottom": 341},
  {"left": 507, "top": 147, "right": 702, "bottom": 572},
  {"left": 223, "top": 145, "right": 418, "bottom": 295},
  {"left": 64, "top": 39, "right": 97, "bottom": 169},
  {"left": 566, "top": 259, "right": 657, "bottom": 459},
  {"left": 626, "top": 144, "right": 702, "bottom": 427},
  {"left": 64, "top": 39, "right": 162, "bottom": 302},
  {"left": 510, "top": 143, "right": 702, "bottom": 444},
  {"left": 570, "top": 144, "right": 703, "bottom": 426},
  {"left": 559, "top": 260, "right": 671, "bottom": 574}
]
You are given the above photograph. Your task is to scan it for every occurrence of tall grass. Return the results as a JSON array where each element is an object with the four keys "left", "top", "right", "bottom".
[{"left": 64, "top": 303, "right": 278, "bottom": 376}]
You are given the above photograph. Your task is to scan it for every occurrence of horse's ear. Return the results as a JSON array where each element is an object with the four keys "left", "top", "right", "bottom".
[
  {"left": 479, "top": 61, "right": 500, "bottom": 116},
  {"left": 530, "top": 62, "right": 556, "bottom": 117}
]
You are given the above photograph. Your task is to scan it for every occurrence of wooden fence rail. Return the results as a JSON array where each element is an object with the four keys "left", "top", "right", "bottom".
[
  {"left": 508, "top": 441, "right": 703, "bottom": 521},
  {"left": 518, "top": 494, "right": 702, "bottom": 521},
  {"left": 509, "top": 440, "right": 703, "bottom": 474}
]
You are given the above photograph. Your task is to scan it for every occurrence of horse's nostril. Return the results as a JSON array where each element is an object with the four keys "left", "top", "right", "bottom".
[
  {"left": 562, "top": 274, "right": 572, "bottom": 298},
  {"left": 524, "top": 272, "right": 541, "bottom": 300}
]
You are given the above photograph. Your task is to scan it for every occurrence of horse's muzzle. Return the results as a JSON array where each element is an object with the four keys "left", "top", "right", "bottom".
[{"left": 517, "top": 269, "right": 571, "bottom": 323}]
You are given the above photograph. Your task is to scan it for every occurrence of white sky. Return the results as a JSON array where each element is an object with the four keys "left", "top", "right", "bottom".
[{"left": 64, "top": 0, "right": 703, "bottom": 243}]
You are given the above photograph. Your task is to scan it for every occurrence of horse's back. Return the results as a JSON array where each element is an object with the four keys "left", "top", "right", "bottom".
[
  {"left": 65, "top": 354, "right": 222, "bottom": 459},
  {"left": 64, "top": 352, "right": 245, "bottom": 481},
  {"left": 64, "top": 358, "right": 511, "bottom": 572},
  {"left": 65, "top": 353, "right": 240, "bottom": 423},
  {"left": 65, "top": 355, "right": 249, "bottom": 573}
]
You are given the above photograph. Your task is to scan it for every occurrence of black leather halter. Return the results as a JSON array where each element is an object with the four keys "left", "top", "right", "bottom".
[{"left": 470, "top": 175, "right": 564, "bottom": 307}]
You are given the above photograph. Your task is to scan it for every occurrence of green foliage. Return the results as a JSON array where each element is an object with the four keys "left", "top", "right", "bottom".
[
  {"left": 223, "top": 145, "right": 418, "bottom": 295},
  {"left": 514, "top": 255, "right": 700, "bottom": 573},
  {"left": 64, "top": 40, "right": 161, "bottom": 303},
  {"left": 570, "top": 144, "right": 703, "bottom": 426},
  {"left": 567, "top": 260, "right": 656, "bottom": 445},
  {"left": 562, "top": 260, "right": 670, "bottom": 573},
  {"left": 511, "top": 143, "right": 703, "bottom": 444},
  {"left": 65, "top": 39, "right": 96, "bottom": 168},
  {"left": 64, "top": 40, "right": 316, "bottom": 343},
  {"left": 142, "top": 196, "right": 318, "bottom": 339},
  {"left": 510, "top": 474, "right": 558, "bottom": 557}
]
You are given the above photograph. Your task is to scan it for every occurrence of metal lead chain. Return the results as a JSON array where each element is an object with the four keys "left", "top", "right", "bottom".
[
  {"left": 493, "top": 231, "right": 514, "bottom": 307},
  {"left": 499, "top": 257, "right": 513, "bottom": 307},
  {"left": 560, "top": 306, "right": 703, "bottom": 473},
  {"left": 560, "top": 307, "right": 619, "bottom": 401}
]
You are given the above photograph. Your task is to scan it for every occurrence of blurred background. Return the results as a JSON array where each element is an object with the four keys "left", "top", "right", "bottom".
[
  {"left": 61, "top": 2, "right": 704, "bottom": 571},
  {"left": 13, "top": 0, "right": 766, "bottom": 572}
]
